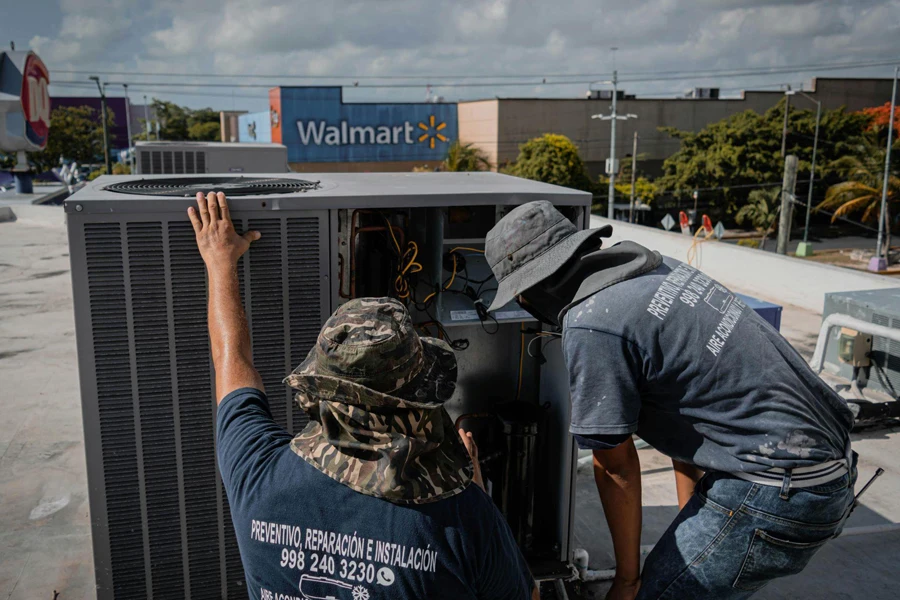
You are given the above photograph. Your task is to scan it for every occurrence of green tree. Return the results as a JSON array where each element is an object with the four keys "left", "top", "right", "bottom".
[
  {"left": 135, "top": 99, "right": 221, "bottom": 141},
  {"left": 188, "top": 121, "right": 221, "bottom": 141},
  {"left": 598, "top": 175, "right": 657, "bottom": 204},
  {"left": 187, "top": 108, "right": 221, "bottom": 141},
  {"left": 818, "top": 135, "right": 900, "bottom": 256},
  {"left": 735, "top": 187, "right": 781, "bottom": 250},
  {"left": 443, "top": 140, "right": 491, "bottom": 171},
  {"left": 29, "top": 105, "right": 114, "bottom": 172},
  {"left": 151, "top": 99, "right": 190, "bottom": 140},
  {"left": 656, "top": 98, "right": 871, "bottom": 219},
  {"left": 504, "top": 133, "right": 594, "bottom": 192}
]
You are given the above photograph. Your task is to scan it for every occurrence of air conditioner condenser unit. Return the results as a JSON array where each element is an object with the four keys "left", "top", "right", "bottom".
[{"left": 65, "top": 172, "right": 591, "bottom": 599}]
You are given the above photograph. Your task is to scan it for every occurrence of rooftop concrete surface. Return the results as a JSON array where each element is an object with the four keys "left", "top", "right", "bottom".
[
  {"left": 1, "top": 209, "right": 898, "bottom": 600},
  {"left": 0, "top": 216, "right": 93, "bottom": 600}
]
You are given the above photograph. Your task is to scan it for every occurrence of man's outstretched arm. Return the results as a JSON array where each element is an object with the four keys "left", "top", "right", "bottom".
[
  {"left": 593, "top": 437, "right": 642, "bottom": 600},
  {"left": 188, "top": 191, "right": 263, "bottom": 403}
]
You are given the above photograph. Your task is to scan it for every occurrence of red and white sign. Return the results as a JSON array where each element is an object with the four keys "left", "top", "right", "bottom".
[{"left": 21, "top": 53, "right": 50, "bottom": 149}]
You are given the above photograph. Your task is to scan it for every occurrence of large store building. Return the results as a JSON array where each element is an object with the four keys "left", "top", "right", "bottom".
[
  {"left": 458, "top": 78, "right": 892, "bottom": 175},
  {"left": 459, "top": 77, "right": 895, "bottom": 178},
  {"left": 232, "top": 78, "right": 893, "bottom": 176},
  {"left": 236, "top": 86, "right": 458, "bottom": 172}
]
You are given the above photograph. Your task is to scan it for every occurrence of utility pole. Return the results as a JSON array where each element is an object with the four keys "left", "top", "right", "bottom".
[
  {"left": 608, "top": 70, "right": 618, "bottom": 219},
  {"left": 781, "top": 85, "right": 791, "bottom": 157},
  {"left": 870, "top": 65, "right": 899, "bottom": 272},
  {"left": 122, "top": 84, "right": 133, "bottom": 171},
  {"left": 787, "top": 90, "right": 822, "bottom": 257},
  {"left": 629, "top": 131, "right": 638, "bottom": 223},
  {"left": 143, "top": 95, "right": 151, "bottom": 141},
  {"left": 776, "top": 155, "right": 799, "bottom": 255},
  {"left": 90, "top": 76, "right": 111, "bottom": 175},
  {"left": 591, "top": 71, "right": 637, "bottom": 220}
]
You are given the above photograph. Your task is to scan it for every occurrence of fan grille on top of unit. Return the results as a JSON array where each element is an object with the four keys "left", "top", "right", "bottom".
[{"left": 104, "top": 177, "right": 321, "bottom": 197}]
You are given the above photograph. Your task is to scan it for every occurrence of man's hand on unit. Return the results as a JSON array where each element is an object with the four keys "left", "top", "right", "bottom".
[{"left": 188, "top": 191, "right": 260, "bottom": 269}]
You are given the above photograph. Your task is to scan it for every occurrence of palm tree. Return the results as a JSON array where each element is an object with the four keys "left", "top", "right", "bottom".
[
  {"left": 442, "top": 141, "right": 491, "bottom": 172},
  {"left": 818, "top": 137, "right": 900, "bottom": 257},
  {"left": 735, "top": 187, "right": 781, "bottom": 250}
]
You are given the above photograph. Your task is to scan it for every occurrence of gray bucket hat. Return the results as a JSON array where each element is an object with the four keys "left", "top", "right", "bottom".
[{"left": 485, "top": 201, "right": 612, "bottom": 311}]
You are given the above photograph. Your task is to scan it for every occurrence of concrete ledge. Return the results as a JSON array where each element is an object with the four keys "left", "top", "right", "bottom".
[
  {"left": 0, "top": 204, "right": 65, "bottom": 228},
  {"left": 592, "top": 215, "right": 898, "bottom": 313}
]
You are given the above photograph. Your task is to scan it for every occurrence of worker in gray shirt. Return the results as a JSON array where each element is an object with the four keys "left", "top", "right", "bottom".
[{"left": 485, "top": 201, "right": 861, "bottom": 600}]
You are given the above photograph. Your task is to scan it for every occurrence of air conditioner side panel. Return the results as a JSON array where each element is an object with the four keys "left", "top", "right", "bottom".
[
  {"left": 69, "top": 217, "right": 118, "bottom": 599},
  {"left": 70, "top": 209, "right": 331, "bottom": 600}
]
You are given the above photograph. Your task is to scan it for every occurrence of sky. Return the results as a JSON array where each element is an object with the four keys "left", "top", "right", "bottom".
[{"left": 3, "top": 0, "right": 900, "bottom": 112}]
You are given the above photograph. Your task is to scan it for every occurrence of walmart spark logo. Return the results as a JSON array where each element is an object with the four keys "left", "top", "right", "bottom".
[{"left": 418, "top": 115, "right": 448, "bottom": 149}]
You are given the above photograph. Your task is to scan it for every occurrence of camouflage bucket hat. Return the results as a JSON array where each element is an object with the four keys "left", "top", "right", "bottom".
[{"left": 284, "top": 297, "right": 473, "bottom": 504}]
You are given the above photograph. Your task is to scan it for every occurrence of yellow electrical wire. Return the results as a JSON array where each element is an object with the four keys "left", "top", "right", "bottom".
[
  {"left": 687, "top": 227, "right": 707, "bottom": 266},
  {"left": 421, "top": 252, "right": 457, "bottom": 305},
  {"left": 382, "top": 215, "right": 423, "bottom": 300},
  {"left": 421, "top": 246, "right": 479, "bottom": 303},
  {"left": 394, "top": 243, "right": 478, "bottom": 305}
]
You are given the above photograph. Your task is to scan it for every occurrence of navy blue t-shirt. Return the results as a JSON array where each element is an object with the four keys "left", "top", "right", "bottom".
[
  {"left": 562, "top": 257, "right": 853, "bottom": 473},
  {"left": 216, "top": 387, "right": 533, "bottom": 600}
]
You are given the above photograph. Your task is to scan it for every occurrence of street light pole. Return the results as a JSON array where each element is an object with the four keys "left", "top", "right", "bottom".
[
  {"left": 786, "top": 90, "right": 821, "bottom": 257},
  {"left": 804, "top": 100, "right": 821, "bottom": 244},
  {"left": 608, "top": 70, "right": 618, "bottom": 219},
  {"left": 871, "top": 66, "right": 899, "bottom": 271},
  {"left": 143, "top": 95, "right": 151, "bottom": 141},
  {"left": 89, "top": 76, "right": 111, "bottom": 175},
  {"left": 122, "top": 83, "right": 133, "bottom": 171},
  {"left": 629, "top": 131, "right": 638, "bottom": 223},
  {"left": 591, "top": 73, "right": 637, "bottom": 221}
]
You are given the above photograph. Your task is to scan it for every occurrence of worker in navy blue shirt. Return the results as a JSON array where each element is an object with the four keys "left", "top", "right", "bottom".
[
  {"left": 485, "top": 201, "right": 859, "bottom": 600},
  {"left": 188, "top": 191, "right": 537, "bottom": 600}
]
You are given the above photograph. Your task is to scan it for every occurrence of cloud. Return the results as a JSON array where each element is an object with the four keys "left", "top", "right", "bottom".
[
  {"left": 30, "top": 0, "right": 137, "bottom": 65},
  {"left": 34, "top": 0, "right": 900, "bottom": 108}
]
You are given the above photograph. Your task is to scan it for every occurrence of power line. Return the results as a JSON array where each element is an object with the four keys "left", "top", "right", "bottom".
[
  {"left": 593, "top": 181, "right": 783, "bottom": 200},
  {"left": 47, "top": 58, "right": 900, "bottom": 89},
  {"left": 618, "top": 59, "right": 900, "bottom": 82},
  {"left": 51, "top": 69, "right": 606, "bottom": 80}
]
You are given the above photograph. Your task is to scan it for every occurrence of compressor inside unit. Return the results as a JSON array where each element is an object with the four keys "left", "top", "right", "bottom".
[{"left": 337, "top": 203, "right": 577, "bottom": 571}]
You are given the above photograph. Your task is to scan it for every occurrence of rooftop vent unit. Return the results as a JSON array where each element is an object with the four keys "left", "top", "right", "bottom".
[
  {"left": 684, "top": 87, "right": 720, "bottom": 99},
  {"left": 134, "top": 141, "right": 289, "bottom": 175},
  {"left": 66, "top": 172, "right": 591, "bottom": 599},
  {"left": 586, "top": 89, "right": 625, "bottom": 101}
]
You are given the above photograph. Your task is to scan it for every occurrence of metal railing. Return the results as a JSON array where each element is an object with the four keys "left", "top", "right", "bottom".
[{"left": 809, "top": 313, "right": 900, "bottom": 374}]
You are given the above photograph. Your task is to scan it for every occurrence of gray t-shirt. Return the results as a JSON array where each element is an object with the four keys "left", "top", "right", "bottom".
[{"left": 562, "top": 257, "right": 853, "bottom": 473}]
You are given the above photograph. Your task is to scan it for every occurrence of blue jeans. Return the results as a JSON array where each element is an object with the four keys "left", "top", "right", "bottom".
[{"left": 636, "top": 460, "right": 857, "bottom": 599}]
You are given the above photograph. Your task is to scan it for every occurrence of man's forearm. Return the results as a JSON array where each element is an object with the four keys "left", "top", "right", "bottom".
[
  {"left": 189, "top": 191, "right": 262, "bottom": 402},
  {"left": 207, "top": 261, "right": 263, "bottom": 399},
  {"left": 672, "top": 459, "right": 704, "bottom": 510},
  {"left": 593, "top": 438, "right": 642, "bottom": 584}
]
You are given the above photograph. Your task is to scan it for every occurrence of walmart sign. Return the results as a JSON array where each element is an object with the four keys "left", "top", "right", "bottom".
[{"left": 270, "top": 87, "right": 457, "bottom": 163}]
